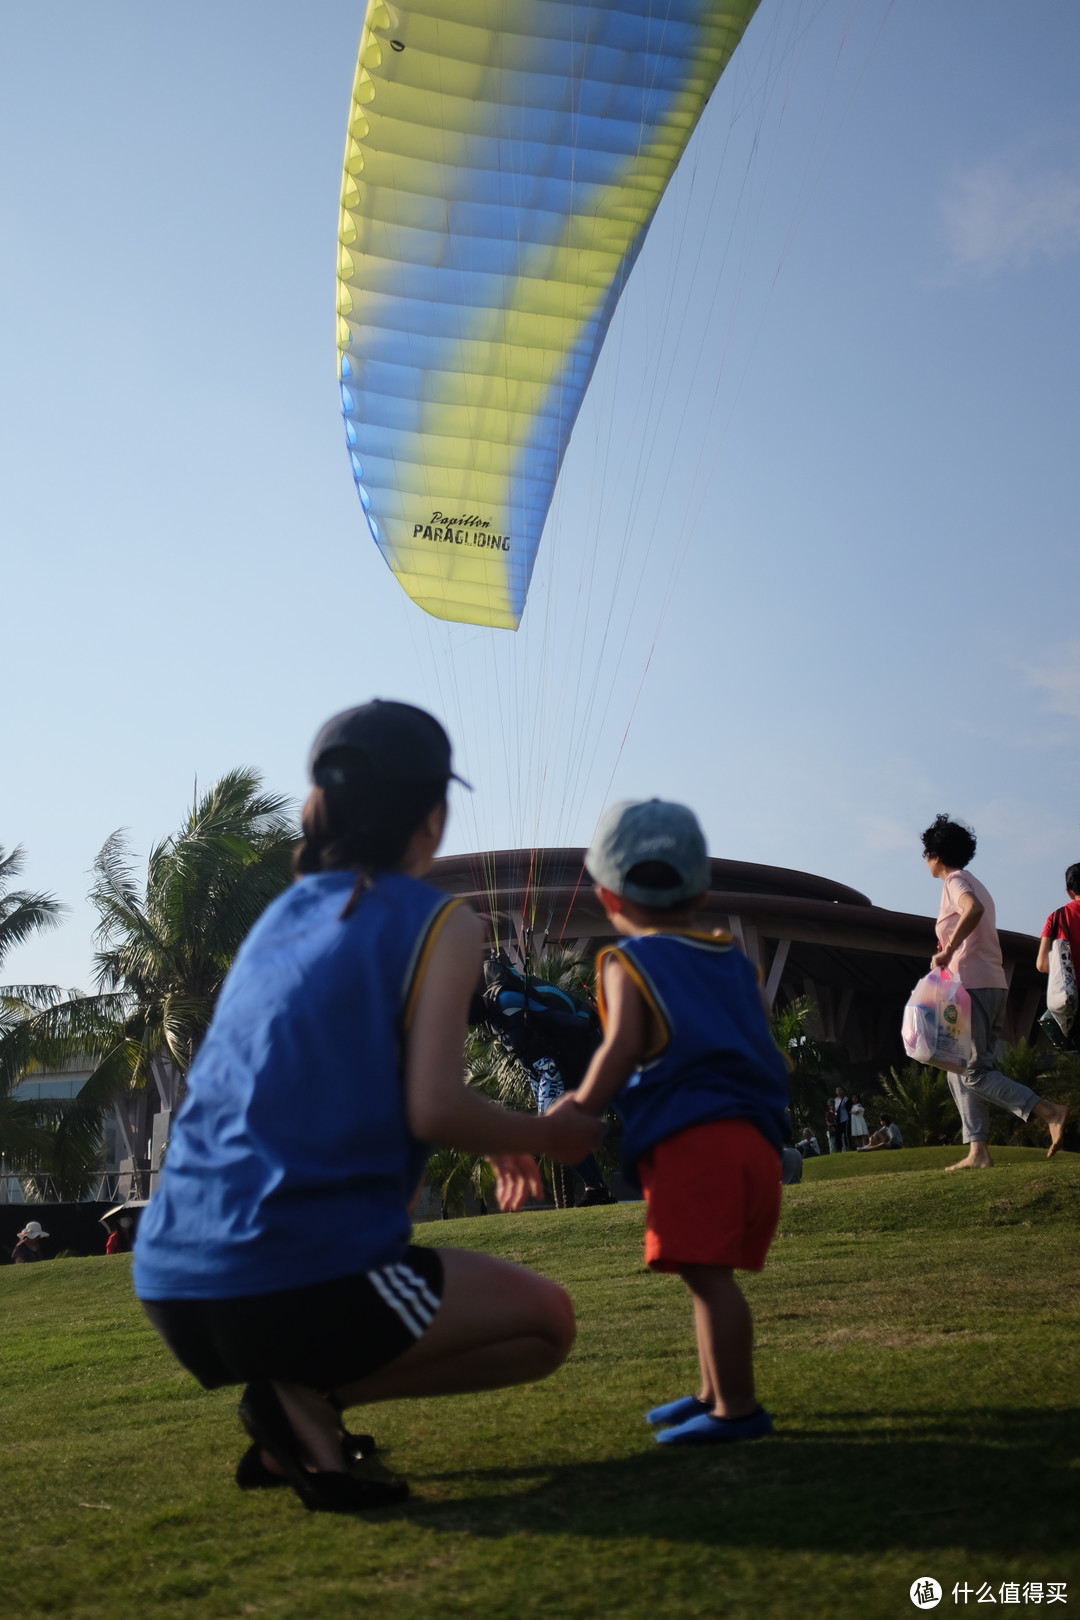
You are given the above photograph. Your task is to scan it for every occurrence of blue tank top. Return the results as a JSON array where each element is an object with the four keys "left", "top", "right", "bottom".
[
  {"left": 598, "top": 931, "right": 790, "bottom": 1183},
  {"left": 134, "top": 871, "right": 458, "bottom": 1300}
]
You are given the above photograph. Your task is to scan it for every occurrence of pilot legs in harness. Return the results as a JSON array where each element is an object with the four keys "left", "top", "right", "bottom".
[{"left": 471, "top": 952, "right": 616, "bottom": 1207}]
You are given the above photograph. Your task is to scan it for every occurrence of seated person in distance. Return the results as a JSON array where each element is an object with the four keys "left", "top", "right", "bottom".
[{"left": 858, "top": 1114, "right": 903, "bottom": 1151}]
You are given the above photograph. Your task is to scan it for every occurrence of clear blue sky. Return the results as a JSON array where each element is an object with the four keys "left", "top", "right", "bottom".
[{"left": 3, "top": 1, "right": 1079, "bottom": 990}]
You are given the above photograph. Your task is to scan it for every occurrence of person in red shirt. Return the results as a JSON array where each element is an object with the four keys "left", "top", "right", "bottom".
[{"left": 1037, "top": 862, "right": 1080, "bottom": 1052}]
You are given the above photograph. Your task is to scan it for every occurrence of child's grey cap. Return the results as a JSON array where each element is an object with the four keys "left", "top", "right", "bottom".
[{"left": 585, "top": 800, "right": 710, "bottom": 908}]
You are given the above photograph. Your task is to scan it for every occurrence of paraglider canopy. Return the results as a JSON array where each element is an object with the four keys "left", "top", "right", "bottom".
[{"left": 337, "top": 0, "right": 760, "bottom": 628}]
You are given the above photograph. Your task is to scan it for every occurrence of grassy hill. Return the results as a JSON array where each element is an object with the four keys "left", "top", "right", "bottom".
[
  {"left": 801, "top": 1143, "right": 1064, "bottom": 1181},
  {"left": 2, "top": 1154, "right": 1078, "bottom": 1620}
]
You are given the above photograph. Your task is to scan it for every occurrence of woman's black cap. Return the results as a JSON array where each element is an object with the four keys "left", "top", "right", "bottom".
[{"left": 308, "top": 700, "right": 471, "bottom": 790}]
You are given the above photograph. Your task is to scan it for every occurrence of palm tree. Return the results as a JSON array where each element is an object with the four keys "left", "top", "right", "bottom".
[
  {"left": 995, "top": 1039, "right": 1080, "bottom": 1150},
  {"left": 0, "top": 846, "right": 106, "bottom": 1195},
  {"left": 770, "top": 996, "right": 848, "bottom": 1130},
  {"left": 3, "top": 773, "right": 297, "bottom": 1192},
  {"left": 425, "top": 1146, "right": 496, "bottom": 1218},
  {"left": 88, "top": 769, "right": 297, "bottom": 1080},
  {"left": 0, "top": 845, "right": 64, "bottom": 970},
  {"left": 875, "top": 1062, "right": 956, "bottom": 1146}
]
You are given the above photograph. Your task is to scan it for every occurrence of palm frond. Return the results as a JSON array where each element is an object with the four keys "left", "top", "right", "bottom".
[
  {"left": 464, "top": 1028, "right": 535, "bottom": 1111},
  {"left": 875, "top": 1063, "right": 957, "bottom": 1146},
  {"left": 23, "top": 1095, "right": 108, "bottom": 1199},
  {"left": 528, "top": 943, "right": 596, "bottom": 998},
  {"left": 0, "top": 845, "right": 28, "bottom": 884},
  {"left": 72, "top": 1036, "right": 148, "bottom": 1110},
  {"left": 0, "top": 983, "right": 85, "bottom": 1011},
  {"left": 0, "top": 990, "right": 130, "bottom": 1094},
  {"left": 770, "top": 995, "right": 848, "bottom": 1128},
  {"left": 0, "top": 843, "right": 65, "bottom": 975},
  {"left": 0, "top": 1094, "right": 52, "bottom": 1162},
  {"left": 424, "top": 1146, "right": 496, "bottom": 1217},
  {"left": 82, "top": 767, "right": 296, "bottom": 1074}
]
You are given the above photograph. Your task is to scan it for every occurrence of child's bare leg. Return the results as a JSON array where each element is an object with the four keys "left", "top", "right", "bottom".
[
  {"left": 693, "top": 1297, "right": 716, "bottom": 1409},
  {"left": 681, "top": 1264, "right": 757, "bottom": 1419}
]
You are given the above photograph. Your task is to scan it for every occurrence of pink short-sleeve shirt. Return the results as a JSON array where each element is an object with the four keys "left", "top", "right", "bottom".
[{"left": 937, "top": 869, "right": 1007, "bottom": 990}]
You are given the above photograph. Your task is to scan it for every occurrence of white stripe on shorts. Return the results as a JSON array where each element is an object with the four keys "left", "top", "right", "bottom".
[
  {"left": 368, "top": 1267, "right": 426, "bottom": 1336},
  {"left": 389, "top": 1262, "right": 440, "bottom": 1320},
  {"left": 367, "top": 1263, "right": 436, "bottom": 1339}
]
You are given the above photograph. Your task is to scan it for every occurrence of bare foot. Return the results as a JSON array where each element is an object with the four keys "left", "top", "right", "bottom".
[
  {"left": 945, "top": 1147, "right": 994, "bottom": 1171},
  {"left": 1043, "top": 1103, "right": 1069, "bottom": 1158}
]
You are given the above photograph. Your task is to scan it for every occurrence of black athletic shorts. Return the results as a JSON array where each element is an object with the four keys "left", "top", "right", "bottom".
[{"left": 141, "top": 1244, "right": 444, "bottom": 1393}]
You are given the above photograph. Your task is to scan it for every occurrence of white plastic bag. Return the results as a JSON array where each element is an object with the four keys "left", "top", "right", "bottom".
[
  {"left": 901, "top": 968, "right": 972, "bottom": 1072},
  {"left": 1045, "top": 913, "right": 1077, "bottom": 1034}
]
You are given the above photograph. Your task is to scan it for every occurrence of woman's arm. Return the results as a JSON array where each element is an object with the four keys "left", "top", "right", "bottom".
[
  {"left": 932, "top": 890, "right": 984, "bottom": 969},
  {"left": 404, "top": 905, "right": 602, "bottom": 1163},
  {"left": 1036, "top": 934, "right": 1051, "bottom": 973}
]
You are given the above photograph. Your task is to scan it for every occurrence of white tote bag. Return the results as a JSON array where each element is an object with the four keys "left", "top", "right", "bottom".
[{"left": 1045, "top": 911, "right": 1077, "bottom": 1034}]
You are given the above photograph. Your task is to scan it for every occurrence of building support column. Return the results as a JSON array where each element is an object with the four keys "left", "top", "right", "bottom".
[{"left": 763, "top": 939, "right": 791, "bottom": 1009}]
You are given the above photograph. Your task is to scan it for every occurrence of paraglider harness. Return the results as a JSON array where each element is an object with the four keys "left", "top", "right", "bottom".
[
  {"left": 469, "top": 949, "right": 601, "bottom": 1101},
  {"left": 470, "top": 949, "right": 615, "bottom": 1204}
]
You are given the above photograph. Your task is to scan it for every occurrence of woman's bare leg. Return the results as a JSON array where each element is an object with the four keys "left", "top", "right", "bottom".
[
  {"left": 260, "top": 1250, "right": 573, "bottom": 1472},
  {"left": 271, "top": 1383, "right": 350, "bottom": 1472},
  {"left": 334, "top": 1248, "right": 575, "bottom": 1408}
]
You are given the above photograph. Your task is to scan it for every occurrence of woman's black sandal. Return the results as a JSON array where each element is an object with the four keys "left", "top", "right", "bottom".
[
  {"left": 237, "top": 1382, "right": 408, "bottom": 1512},
  {"left": 235, "top": 1424, "right": 377, "bottom": 1489}
]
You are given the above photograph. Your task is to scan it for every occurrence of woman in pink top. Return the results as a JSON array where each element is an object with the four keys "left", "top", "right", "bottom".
[{"left": 921, "top": 815, "right": 1068, "bottom": 1169}]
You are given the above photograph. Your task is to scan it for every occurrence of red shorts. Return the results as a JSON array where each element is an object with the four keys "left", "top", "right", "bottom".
[{"left": 638, "top": 1118, "right": 782, "bottom": 1273}]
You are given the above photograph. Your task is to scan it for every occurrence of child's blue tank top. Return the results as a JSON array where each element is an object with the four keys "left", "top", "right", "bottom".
[
  {"left": 134, "top": 871, "right": 458, "bottom": 1300},
  {"left": 598, "top": 931, "right": 790, "bottom": 1183}
]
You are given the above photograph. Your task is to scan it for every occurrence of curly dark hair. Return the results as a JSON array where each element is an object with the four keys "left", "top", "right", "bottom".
[
  {"left": 1066, "top": 863, "right": 1080, "bottom": 894},
  {"left": 921, "top": 814, "right": 976, "bottom": 870}
]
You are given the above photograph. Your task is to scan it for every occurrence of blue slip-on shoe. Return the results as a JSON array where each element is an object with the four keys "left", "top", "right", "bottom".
[
  {"left": 645, "top": 1394, "right": 710, "bottom": 1428},
  {"left": 656, "top": 1407, "right": 774, "bottom": 1445}
]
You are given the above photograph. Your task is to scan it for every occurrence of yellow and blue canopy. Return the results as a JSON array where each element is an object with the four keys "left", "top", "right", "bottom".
[{"left": 337, "top": 0, "right": 759, "bottom": 628}]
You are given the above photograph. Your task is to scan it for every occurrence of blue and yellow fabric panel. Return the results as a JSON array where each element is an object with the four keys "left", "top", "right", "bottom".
[{"left": 338, "top": 0, "right": 760, "bottom": 629}]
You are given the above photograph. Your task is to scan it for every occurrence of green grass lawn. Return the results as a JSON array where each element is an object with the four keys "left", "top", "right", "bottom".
[
  {"left": 802, "top": 1143, "right": 1062, "bottom": 1181},
  {"left": 3, "top": 1153, "right": 1079, "bottom": 1620}
]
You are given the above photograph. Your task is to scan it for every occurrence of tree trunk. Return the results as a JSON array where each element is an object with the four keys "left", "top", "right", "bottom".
[{"left": 552, "top": 1163, "right": 574, "bottom": 1208}]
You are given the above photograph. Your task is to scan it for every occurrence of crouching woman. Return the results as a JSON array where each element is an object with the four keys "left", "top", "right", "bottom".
[{"left": 134, "top": 702, "right": 601, "bottom": 1513}]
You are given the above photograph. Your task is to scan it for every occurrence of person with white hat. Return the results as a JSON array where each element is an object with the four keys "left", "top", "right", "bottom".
[{"left": 12, "top": 1220, "right": 49, "bottom": 1262}]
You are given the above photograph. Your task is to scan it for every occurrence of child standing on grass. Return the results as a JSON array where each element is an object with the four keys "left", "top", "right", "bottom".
[{"left": 552, "top": 799, "right": 790, "bottom": 1445}]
